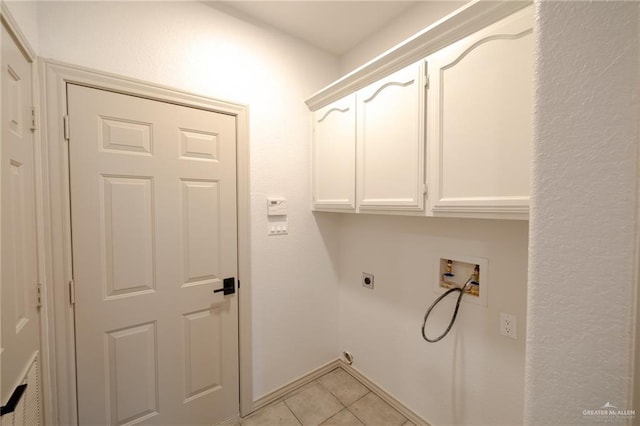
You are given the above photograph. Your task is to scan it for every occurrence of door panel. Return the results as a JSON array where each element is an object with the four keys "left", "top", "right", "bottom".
[
  {"left": 68, "top": 84, "right": 239, "bottom": 425},
  {"left": 102, "top": 176, "right": 155, "bottom": 298},
  {"left": 1, "top": 21, "right": 41, "bottom": 422},
  {"left": 181, "top": 180, "right": 220, "bottom": 286},
  {"left": 183, "top": 308, "right": 222, "bottom": 400},
  {"left": 106, "top": 322, "right": 158, "bottom": 425}
]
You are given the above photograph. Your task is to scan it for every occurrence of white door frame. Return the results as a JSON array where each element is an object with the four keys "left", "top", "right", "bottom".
[{"left": 38, "top": 59, "right": 253, "bottom": 425}]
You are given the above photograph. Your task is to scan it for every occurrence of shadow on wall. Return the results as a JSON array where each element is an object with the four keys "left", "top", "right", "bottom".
[{"left": 312, "top": 212, "right": 344, "bottom": 280}]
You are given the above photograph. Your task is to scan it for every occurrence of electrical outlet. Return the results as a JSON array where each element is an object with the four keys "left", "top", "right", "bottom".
[
  {"left": 500, "top": 313, "right": 517, "bottom": 339},
  {"left": 362, "top": 273, "right": 374, "bottom": 290}
]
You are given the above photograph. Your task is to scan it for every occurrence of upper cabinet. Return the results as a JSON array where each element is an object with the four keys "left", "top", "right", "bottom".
[
  {"left": 308, "top": 3, "right": 533, "bottom": 219},
  {"left": 312, "top": 94, "right": 356, "bottom": 211},
  {"left": 426, "top": 6, "right": 533, "bottom": 218},
  {"left": 357, "top": 62, "right": 425, "bottom": 213}
]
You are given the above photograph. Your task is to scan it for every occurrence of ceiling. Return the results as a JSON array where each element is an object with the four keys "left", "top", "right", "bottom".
[{"left": 212, "top": 1, "right": 418, "bottom": 55}]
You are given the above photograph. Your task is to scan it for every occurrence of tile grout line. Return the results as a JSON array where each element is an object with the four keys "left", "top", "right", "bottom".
[
  {"left": 316, "top": 367, "right": 371, "bottom": 426},
  {"left": 346, "top": 391, "right": 372, "bottom": 426},
  {"left": 306, "top": 379, "right": 346, "bottom": 426},
  {"left": 319, "top": 367, "right": 372, "bottom": 408},
  {"left": 330, "top": 367, "right": 373, "bottom": 409},
  {"left": 347, "top": 401, "right": 370, "bottom": 426},
  {"left": 339, "top": 365, "right": 415, "bottom": 425},
  {"left": 314, "top": 369, "right": 348, "bottom": 408},
  {"left": 282, "top": 398, "right": 304, "bottom": 426},
  {"left": 282, "top": 380, "right": 344, "bottom": 426}
]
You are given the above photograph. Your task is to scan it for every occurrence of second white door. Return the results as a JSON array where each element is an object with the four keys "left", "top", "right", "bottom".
[{"left": 68, "top": 84, "right": 239, "bottom": 425}]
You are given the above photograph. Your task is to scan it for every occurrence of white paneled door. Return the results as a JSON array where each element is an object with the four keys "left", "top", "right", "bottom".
[
  {"left": 68, "top": 84, "right": 239, "bottom": 425},
  {"left": 1, "top": 20, "right": 42, "bottom": 423}
]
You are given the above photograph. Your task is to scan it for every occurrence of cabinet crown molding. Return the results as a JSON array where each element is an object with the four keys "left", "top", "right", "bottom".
[{"left": 305, "top": 0, "right": 531, "bottom": 112}]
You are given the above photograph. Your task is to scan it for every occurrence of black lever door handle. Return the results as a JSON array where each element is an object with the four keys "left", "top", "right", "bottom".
[
  {"left": 213, "top": 277, "right": 235, "bottom": 295},
  {"left": 1, "top": 384, "right": 27, "bottom": 417}
]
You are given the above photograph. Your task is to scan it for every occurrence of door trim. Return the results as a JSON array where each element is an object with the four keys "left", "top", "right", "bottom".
[{"left": 39, "top": 59, "right": 253, "bottom": 425}]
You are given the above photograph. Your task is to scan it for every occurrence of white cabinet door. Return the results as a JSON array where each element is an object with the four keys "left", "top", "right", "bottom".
[
  {"left": 357, "top": 62, "right": 425, "bottom": 212},
  {"left": 426, "top": 6, "right": 533, "bottom": 218},
  {"left": 312, "top": 94, "right": 356, "bottom": 211}
]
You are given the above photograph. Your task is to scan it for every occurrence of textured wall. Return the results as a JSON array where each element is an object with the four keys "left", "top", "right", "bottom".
[
  {"left": 526, "top": 1, "right": 639, "bottom": 423},
  {"left": 36, "top": 1, "right": 342, "bottom": 400}
]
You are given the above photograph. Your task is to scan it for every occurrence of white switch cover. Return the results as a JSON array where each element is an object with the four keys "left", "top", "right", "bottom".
[
  {"left": 500, "top": 313, "right": 517, "bottom": 339},
  {"left": 268, "top": 219, "right": 288, "bottom": 236}
]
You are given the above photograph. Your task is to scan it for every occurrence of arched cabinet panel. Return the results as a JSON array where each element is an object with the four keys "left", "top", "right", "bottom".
[
  {"left": 426, "top": 6, "right": 533, "bottom": 217},
  {"left": 312, "top": 94, "right": 356, "bottom": 211},
  {"left": 356, "top": 63, "right": 426, "bottom": 212}
]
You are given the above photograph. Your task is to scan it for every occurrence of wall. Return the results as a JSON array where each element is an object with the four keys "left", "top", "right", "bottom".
[
  {"left": 526, "top": 1, "right": 639, "bottom": 424},
  {"left": 36, "top": 1, "right": 342, "bottom": 401},
  {"left": 339, "top": 1, "right": 465, "bottom": 74},
  {"left": 335, "top": 215, "right": 528, "bottom": 425}
]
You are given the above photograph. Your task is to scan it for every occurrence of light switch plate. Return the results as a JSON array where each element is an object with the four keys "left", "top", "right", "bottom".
[{"left": 268, "top": 219, "right": 288, "bottom": 236}]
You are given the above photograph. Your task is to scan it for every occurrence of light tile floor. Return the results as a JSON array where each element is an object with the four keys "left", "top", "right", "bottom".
[{"left": 240, "top": 368, "right": 415, "bottom": 426}]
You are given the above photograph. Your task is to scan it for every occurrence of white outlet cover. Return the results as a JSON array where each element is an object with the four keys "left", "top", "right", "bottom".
[{"left": 500, "top": 312, "right": 517, "bottom": 339}]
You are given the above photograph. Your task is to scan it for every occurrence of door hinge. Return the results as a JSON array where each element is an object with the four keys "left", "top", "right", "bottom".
[
  {"left": 423, "top": 60, "right": 429, "bottom": 89},
  {"left": 68, "top": 280, "right": 75, "bottom": 305},
  {"left": 30, "top": 107, "right": 37, "bottom": 131},
  {"left": 36, "top": 282, "right": 43, "bottom": 308},
  {"left": 423, "top": 183, "right": 428, "bottom": 198},
  {"left": 63, "top": 115, "right": 70, "bottom": 141}
]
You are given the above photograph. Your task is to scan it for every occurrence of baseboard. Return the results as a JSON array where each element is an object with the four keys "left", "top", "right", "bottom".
[
  {"left": 338, "top": 360, "right": 430, "bottom": 426},
  {"left": 250, "top": 359, "right": 342, "bottom": 414}
]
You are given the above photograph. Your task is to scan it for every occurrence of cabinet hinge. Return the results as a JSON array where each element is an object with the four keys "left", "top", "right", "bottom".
[
  {"left": 68, "top": 280, "right": 75, "bottom": 305},
  {"left": 63, "top": 115, "right": 70, "bottom": 141},
  {"left": 425, "top": 75, "right": 430, "bottom": 90},
  {"left": 423, "top": 184, "right": 428, "bottom": 198},
  {"left": 30, "top": 107, "right": 37, "bottom": 131},
  {"left": 36, "top": 282, "right": 43, "bottom": 308}
]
